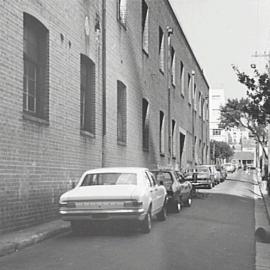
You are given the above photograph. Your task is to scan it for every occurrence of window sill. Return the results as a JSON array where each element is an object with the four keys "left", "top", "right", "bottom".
[
  {"left": 159, "top": 68, "right": 164, "bottom": 75},
  {"left": 23, "top": 112, "right": 49, "bottom": 126},
  {"left": 181, "top": 93, "right": 185, "bottom": 99},
  {"left": 142, "top": 48, "right": 149, "bottom": 57},
  {"left": 117, "top": 19, "right": 127, "bottom": 30},
  {"left": 117, "top": 140, "right": 127, "bottom": 146},
  {"left": 143, "top": 147, "right": 149, "bottom": 152},
  {"left": 80, "top": 130, "right": 95, "bottom": 138},
  {"left": 172, "top": 156, "right": 176, "bottom": 160},
  {"left": 160, "top": 152, "right": 165, "bottom": 157}
]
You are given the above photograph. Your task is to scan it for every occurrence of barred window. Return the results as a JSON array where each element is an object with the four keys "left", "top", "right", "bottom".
[
  {"left": 180, "top": 61, "right": 184, "bottom": 96},
  {"left": 159, "top": 111, "right": 165, "bottom": 154},
  {"left": 159, "top": 27, "right": 164, "bottom": 72},
  {"left": 142, "top": 0, "right": 149, "bottom": 54},
  {"left": 80, "top": 54, "right": 96, "bottom": 134},
  {"left": 142, "top": 98, "right": 150, "bottom": 151},
  {"left": 23, "top": 13, "right": 49, "bottom": 120},
  {"left": 194, "top": 84, "right": 197, "bottom": 111},
  {"left": 172, "top": 119, "right": 176, "bottom": 158},
  {"left": 117, "top": 0, "right": 127, "bottom": 26},
  {"left": 117, "top": 81, "right": 127, "bottom": 144},
  {"left": 171, "top": 47, "right": 175, "bottom": 86},
  {"left": 188, "top": 73, "right": 192, "bottom": 104}
]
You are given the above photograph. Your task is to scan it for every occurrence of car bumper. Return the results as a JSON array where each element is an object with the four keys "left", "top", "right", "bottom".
[
  {"left": 191, "top": 179, "right": 211, "bottom": 188},
  {"left": 59, "top": 208, "right": 146, "bottom": 221}
]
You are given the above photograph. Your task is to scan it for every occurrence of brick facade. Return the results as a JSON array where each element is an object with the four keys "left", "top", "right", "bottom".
[{"left": 0, "top": 0, "right": 209, "bottom": 234}]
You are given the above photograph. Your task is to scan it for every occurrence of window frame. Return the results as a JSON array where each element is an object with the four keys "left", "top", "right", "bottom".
[{"left": 117, "top": 80, "right": 127, "bottom": 145}]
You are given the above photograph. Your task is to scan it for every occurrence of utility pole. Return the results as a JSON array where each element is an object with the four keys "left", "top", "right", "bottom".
[{"left": 252, "top": 51, "right": 270, "bottom": 181}]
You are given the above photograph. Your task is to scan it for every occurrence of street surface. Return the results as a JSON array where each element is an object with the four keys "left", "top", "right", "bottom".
[{"left": 0, "top": 170, "right": 256, "bottom": 270}]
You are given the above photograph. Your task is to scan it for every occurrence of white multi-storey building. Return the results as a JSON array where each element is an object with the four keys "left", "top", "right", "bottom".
[{"left": 209, "top": 89, "right": 226, "bottom": 141}]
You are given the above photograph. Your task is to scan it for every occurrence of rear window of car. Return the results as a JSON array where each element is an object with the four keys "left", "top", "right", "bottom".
[
  {"left": 196, "top": 167, "right": 209, "bottom": 173},
  {"left": 81, "top": 173, "right": 137, "bottom": 186}
]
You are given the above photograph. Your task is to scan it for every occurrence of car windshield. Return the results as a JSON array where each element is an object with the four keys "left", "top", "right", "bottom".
[
  {"left": 80, "top": 173, "right": 137, "bottom": 186},
  {"left": 196, "top": 167, "right": 209, "bottom": 173}
]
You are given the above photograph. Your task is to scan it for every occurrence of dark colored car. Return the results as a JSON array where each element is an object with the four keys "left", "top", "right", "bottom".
[
  {"left": 216, "top": 165, "right": 227, "bottom": 182},
  {"left": 151, "top": 169, "right": 193, "bottom": 213}
]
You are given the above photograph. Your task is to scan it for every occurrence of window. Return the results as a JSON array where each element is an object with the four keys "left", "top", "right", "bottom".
[
  {"left": 142, "top": 98, "right": 150, "bottom": 151},
  {"left": 213, "top": 129, "right": 221, "bottom": 136},
  {"left": 23, "top": 13, "right": 49, "bottom": 120},
  {"left": 180, "top": 61, "right": 184, "bottom": 96},
  {"left": 142, "top": 0, "right": 149, "bottom": 54},
  {"left": 159, "top": 111, "right": 165, "bottom": 155},
  {"left": 117, "top": 0, "right": 127, "bottom": 27},
  {"left": 172, "top": 119, "right": 176, "bottom": 158},
  {"left": 117, "top": 80, "right": 127, "bottom": 144},
  {"left": 159, "top": 27, "right": 164, "bottom": 72},
  {"left": 198, "top": 93, "right": 202, "bottom": 117},
  {"left": 80, "top": 54, "right": 96, "bottom": 134},
  {"left": 194, "top": 84, "right": 197, "bottom": 111},
  {"left": 188, "top": 73, "right": 192, "bottom": 104},
  {"left": 171, "top": 46, "right": 175, "bottom": 86}
]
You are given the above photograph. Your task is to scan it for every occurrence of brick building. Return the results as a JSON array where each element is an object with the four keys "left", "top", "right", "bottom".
[{"left": 0, "top": 0, "right": 209, "bottom": 234}]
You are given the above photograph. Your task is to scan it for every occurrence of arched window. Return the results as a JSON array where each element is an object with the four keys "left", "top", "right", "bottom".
[
  {"left": 23, "top": 13, "right": 49, "bottom": 120},
  {"left": 80, "top": 54, "right": 96, "bottom": 134}
]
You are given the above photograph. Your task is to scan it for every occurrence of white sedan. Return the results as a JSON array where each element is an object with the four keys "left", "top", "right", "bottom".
[{"left": 59, "top": 167, "right": 167, "bottom": 233}]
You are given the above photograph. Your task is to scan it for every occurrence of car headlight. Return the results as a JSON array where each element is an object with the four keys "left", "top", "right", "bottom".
[{"left": 59, "top": 201, "right": 76, "bottom": 208}]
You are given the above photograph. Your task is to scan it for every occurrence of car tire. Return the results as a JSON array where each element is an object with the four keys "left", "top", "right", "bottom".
[
  {"left": 157, "top": 202, "right": 167, "bottom": 221},
  {"left": 175, "top": 200, "right": 181, "bottom": 213},
  {"left": 141, "top": 209, "right": 152, "bottom": 233}
]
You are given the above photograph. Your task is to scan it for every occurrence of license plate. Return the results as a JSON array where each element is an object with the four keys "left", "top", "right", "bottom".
[{"left": 75, "top": 201, "right": 123, "bottom": 209}]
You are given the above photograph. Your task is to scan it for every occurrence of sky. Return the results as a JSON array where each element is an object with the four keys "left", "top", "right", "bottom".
[{"left": 169, "top": 0, "right": 270, "bottom": 100}]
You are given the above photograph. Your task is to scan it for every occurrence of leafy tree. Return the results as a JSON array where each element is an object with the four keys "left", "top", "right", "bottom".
[
  {"left": 219, "top": 65, "right": 270, "bottom": 159},
  {"left": 210, "top": 140, "right": 234, "bottom": 161}
]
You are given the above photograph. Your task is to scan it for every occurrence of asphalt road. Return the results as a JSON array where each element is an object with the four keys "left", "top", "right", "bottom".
[{"left": 0, "top": 170, "right": 256, "bottom": 270}]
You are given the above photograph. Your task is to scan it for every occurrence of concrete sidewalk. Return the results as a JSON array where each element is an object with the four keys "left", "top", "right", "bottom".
[
  {"left": 0, "top": 219, "right": 70, "bottom": 257},
  {"left": 254, "top": 172, "right": 270, "bottom": 270}
]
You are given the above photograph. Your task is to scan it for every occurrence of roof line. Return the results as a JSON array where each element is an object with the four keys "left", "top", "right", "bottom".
[{"left": 166, "top": 0, "right": 210, "bottom": 90}]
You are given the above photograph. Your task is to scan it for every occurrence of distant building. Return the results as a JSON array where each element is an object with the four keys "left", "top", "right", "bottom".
[{"left": 209, "top": 89, "right": 226, "bottom": 142}]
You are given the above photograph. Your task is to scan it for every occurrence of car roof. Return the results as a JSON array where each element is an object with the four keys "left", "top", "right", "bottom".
[{"left": 82, "top": 167, "right": 149, "bottom": 174}]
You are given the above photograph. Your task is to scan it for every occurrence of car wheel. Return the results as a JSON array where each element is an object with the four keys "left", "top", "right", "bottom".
[
  {"left": 186, "top": 196, "right": 192, "bottom": 207},
  {"left": 157, "top": 202, "right": 167, "bottom": 221},
  {"left": 175, "top": 200, "right": 181, "bottom": 213},
  {"left": 141, "top": 209, "right": 152, "bottom": 233}
]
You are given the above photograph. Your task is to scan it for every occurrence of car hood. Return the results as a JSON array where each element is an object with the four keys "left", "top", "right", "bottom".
[{"left": 60, "top": 185, "right": 139, "bottom": 201}]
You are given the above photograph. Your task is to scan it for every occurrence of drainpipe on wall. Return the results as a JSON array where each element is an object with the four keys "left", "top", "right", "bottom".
[
  {"left": 101, "top": 0, "right": 106, "bottom": 167},
  {"left": 191, "top": 70, "right": 195, "bottom": 166},
  {"left": 167, "top": 26, "right": 173, "bottom": 166}
]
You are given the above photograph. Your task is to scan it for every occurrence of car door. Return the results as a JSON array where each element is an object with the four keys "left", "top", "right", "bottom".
[
  {"left": 148, "top": 172, "right": 164, "bottom": 211},
  {"left": 145, "top": 172, "right": 158, "bottom": 214}
]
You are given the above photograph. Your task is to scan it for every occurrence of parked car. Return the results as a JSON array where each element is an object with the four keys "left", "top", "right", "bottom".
[
  {"left": 223, "top": 163, "right": 236, "bottom": 173},
  {"left": 193, "top": 165, "right": 215, "bottom": 189},
  {"left": 59, "top": 167, "right": 167, "bottom": 234},
  {"left": 216, "top": 165, "right": 227, "bottom": 182},
  {"left": 151, "top": 169, "right": 193, "bottom": 212}
]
